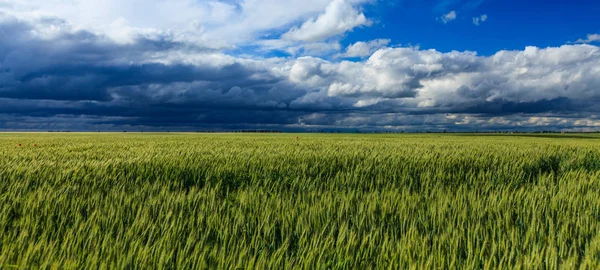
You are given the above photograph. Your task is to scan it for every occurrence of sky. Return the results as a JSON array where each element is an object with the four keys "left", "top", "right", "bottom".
[{"left": 0, "top": 0, "right": 599, "bottom": 132}]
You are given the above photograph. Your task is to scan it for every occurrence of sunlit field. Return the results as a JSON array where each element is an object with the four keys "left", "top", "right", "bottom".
[{"left": 1, "top": 133, "right": 600, "bottom": 268}]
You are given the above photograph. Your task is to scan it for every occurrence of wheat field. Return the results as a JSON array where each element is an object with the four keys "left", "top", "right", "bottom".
[{"left": 1, "top": 133, "right": 600, "bottom": 268}]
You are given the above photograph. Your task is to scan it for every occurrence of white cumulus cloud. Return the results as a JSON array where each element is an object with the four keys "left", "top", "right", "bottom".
[
  {"left": 472, "top": 14, "right": 487, "bottom": 26},
  {"left": 440, "top": 11, "right": 457, "bottom": 24},
  {"left": 282, "top": 0, "right": 371, "bottom": 42},
  {"left": 575, "top": 34, "right": 600, "bottom": 44},
  {"left": 341, "top": 39, "right": 391, "bottom": 58}
]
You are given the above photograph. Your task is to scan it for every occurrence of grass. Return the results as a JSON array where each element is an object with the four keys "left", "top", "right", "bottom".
[{"left": 1, "top": 133, "right": 600, "bottom": 268}]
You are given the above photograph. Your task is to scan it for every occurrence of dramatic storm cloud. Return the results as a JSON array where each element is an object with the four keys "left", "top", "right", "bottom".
[{"left": 1, "top": 0, "right": 600, "bottom": 131}]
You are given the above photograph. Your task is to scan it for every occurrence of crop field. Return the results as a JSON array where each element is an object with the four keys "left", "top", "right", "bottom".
[{"left": 1, "top": 133, "right": 600, "bottom": 268}]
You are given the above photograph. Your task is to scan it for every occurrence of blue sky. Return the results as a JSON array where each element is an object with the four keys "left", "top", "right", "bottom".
[
  {"left": 0, "top": 0, "right": 600, "bottom": 131},
  {"left": 347, "top": 0, "right": 600, "bottom": 55}
]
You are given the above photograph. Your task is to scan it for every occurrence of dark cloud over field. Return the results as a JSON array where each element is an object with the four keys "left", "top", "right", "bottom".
[{"left": 1, "top": 9, "right": 600, "bottom": 131}]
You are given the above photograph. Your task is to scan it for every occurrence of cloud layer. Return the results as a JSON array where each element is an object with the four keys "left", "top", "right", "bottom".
[{"left": 1, "top": 1, "right": 600, "bottom": 131}]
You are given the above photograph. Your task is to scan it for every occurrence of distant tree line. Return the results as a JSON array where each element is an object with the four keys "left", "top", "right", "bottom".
[
  {"left": 196, "top": 130, "right": 284, "bottom": 133},
  {"left": 44, "top": 129, "right": 600, "bottom": 134}
]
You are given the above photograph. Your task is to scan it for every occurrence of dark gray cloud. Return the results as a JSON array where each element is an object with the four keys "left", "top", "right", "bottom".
[{"left": 1, "top": 14, "right": 600, "bottom": 131}]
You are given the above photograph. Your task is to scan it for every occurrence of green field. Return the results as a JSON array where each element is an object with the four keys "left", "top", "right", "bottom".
[{"left": 1, "top": 133, "right": 600, "bottom": 268}]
